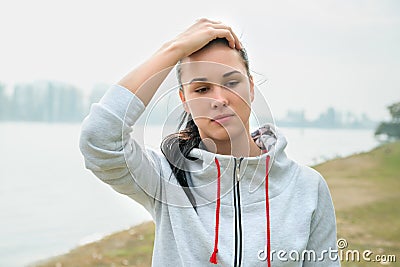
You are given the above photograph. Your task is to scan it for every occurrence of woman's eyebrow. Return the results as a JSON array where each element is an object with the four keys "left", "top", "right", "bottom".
[
  {"left": 189, "top": 77, "right": 208, "bottom": 84},
  {"left": 189, "top": 70, "right": 241, "bottom": 84},
  {"left": 223, "top": 70, "right": 241, "bottom": 77}
]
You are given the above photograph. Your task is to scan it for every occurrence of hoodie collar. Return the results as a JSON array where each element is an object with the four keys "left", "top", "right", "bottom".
[
  {"left": 186, "top": 124, "right": 294, "bottom": 199},
  {"left": 188, "top": 123, "right": 280, "bottom": 165}
]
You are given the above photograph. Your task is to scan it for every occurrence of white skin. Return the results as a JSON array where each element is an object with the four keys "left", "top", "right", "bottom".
[{"left": 118, "top": 18, "right": 261, "bottom": 157}]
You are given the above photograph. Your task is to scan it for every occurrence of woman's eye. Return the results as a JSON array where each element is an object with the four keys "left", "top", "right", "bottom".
[
  {"left": 224, "top": 81, "right": 239, "bottom": 88},
  {"left": 194, "top": 87, "right": 209, "bottom": 93}
]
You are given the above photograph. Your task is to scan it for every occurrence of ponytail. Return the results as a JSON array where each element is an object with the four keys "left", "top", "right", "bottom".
[{"left": 160, "top": 112, "right": 201, "bottom": 210}]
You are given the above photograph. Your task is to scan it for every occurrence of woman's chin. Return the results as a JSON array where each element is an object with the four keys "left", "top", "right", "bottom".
[{"left": 206, "top": 126, "right": 248, "bottom": 143}]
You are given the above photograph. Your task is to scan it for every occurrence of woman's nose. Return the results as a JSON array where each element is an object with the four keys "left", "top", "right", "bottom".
[{"left": 210, "top": 85, "right": 229, "bottom": 108}]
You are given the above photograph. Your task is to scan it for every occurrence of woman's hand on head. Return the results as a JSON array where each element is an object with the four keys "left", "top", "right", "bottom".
[
  {"left": 169, "top": 18, "right": 242, "bottom": 58},
  {"left": 117, "top": 18, "right": 242, "bottom": 106}
]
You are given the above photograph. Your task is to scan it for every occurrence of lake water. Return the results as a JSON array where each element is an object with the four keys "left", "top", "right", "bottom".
[{"left": 0, "top": 122, "right": 379, "bottom": 267}]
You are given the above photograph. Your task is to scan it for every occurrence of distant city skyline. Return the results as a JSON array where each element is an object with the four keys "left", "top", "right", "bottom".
[
  {"left": 0, "top": 0, "right": 399, "bottom": 121},
  {"left": 0, "top": 80, "right": 380, "bottom": 129}
]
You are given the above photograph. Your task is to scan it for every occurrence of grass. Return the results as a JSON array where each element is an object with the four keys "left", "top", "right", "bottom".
[
  {"left": 32, "top": 141, "right": 400, "bottom": 267},
  {"left": 314, "top": 141, "right": 400, "bottom": 266},
  {"left": 31, "top": 222, "right": 155, "bottom": 267}
]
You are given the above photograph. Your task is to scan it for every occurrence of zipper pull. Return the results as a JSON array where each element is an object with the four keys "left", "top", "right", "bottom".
[{"left": 235, "top": 158, "right": 241, "bottom": 181}]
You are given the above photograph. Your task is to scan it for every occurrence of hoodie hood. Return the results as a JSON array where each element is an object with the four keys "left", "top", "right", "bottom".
[{"left": 182, "top": 123, "right": 297, "bottom": 206}]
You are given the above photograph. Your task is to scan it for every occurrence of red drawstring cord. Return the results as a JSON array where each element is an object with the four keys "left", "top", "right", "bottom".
[
  {"left": 265, "top": 155, "right": 271, "bottom": 267},
  {"left": 210, "top": 157, "right": 221, "bottom": 264}
]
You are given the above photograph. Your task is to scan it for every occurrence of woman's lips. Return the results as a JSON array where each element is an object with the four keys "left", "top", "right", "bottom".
[{"left": 211, "top": 114, "right": 234, "bottom": 124}]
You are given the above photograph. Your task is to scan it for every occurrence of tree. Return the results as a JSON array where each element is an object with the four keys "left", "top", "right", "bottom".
[
  {"left": 375, "top": 102, "right": 400, "bottom": 140},
  {"left": 388, "top": 102, "right": 400, "bottom": 122}
]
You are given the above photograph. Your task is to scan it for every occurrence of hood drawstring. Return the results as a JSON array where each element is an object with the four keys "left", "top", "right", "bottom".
[
  {"left": 210, "top": 157, "right": 221, "bottom": 264},
  {"left": 210, "top": 155, "right": 271, "bottom": 266},
  {"left": 265, "top": 155, "right": 271, "bottom": 267}
]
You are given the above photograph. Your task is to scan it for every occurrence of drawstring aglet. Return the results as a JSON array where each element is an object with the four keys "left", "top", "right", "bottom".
[{"left": 209, "top": 248, "right": 218, "bottom": 264}]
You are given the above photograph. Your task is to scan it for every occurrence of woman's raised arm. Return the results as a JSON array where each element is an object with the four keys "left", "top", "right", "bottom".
[{"left": 118, "top": 18, "right": 242, "bottom": 105}]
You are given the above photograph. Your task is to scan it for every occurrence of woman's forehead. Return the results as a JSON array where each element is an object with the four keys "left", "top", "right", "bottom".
[{"left": 179, "top": 61, "right": 246, "bottom": 85}]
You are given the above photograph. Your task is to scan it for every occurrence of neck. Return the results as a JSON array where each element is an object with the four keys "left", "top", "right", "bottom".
[{"left": 202, "top": 132, "right": 262, "bottom": 158}]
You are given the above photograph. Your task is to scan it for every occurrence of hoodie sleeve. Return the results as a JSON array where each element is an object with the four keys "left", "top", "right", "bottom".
[
  {"left": 79, "top": 84, "right": 162, "bottom": 217},
  {"left": 303, "top": 177, "right": 341, "bottom": 266}
]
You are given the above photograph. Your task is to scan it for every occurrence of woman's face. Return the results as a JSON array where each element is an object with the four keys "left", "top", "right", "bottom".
[{"left": 179, "top": 43, "right": 254, "bottom": 143}]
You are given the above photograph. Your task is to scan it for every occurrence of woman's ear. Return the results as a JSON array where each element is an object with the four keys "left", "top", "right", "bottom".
[
  {"left": 179, "top": 89, "right": 190, "bottom": 113},
  {"left": 249, "top": 75, "right": 255, "bottom": 102}
]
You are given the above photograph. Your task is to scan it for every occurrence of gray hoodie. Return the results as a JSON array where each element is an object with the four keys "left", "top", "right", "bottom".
[{"left": 79, "top": 84, "right": 340, "bottom": 266}]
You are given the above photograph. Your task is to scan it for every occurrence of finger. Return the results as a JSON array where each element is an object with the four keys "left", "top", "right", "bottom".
[
  {"left": 197, "top": 17, "right": 221, "bottom": 24},
  {"left": 209, "top": 23, "right": 242, "bottom": 50},
  {"left": 210, "top": 29, "right": 236, "bottom": 49},
  {"left": 230, "top": 29, "right": 242, "bottom": 50}
]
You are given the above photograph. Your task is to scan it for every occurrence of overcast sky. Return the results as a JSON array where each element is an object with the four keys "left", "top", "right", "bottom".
[{"left": 1, "top": 0, "right": 399, "bottom": 120}]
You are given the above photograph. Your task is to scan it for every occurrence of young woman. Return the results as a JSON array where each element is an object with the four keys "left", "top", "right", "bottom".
[{"left": 80, "top": 18, "right": 340, "bottom": 266}]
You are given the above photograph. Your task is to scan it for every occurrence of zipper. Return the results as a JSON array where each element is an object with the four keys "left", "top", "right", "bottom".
[{"left": 233, "top": 157, "right": 243, "bottom": 267}]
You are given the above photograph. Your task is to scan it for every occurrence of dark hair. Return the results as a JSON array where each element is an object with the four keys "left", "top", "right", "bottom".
[{"left": 160, "top": 38, "right": 251, "bottom": 209}]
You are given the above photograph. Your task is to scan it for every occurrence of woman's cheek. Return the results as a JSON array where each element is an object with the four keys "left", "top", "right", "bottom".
[{"left": 187, "top": 99, "right": 210, "bottom": 118}]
